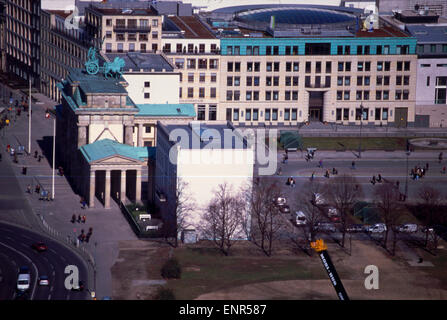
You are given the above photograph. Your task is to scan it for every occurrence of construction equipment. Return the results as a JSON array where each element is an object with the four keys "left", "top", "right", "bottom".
[{"left": 310, "top": 239, "right": 350, "bottom": 300}]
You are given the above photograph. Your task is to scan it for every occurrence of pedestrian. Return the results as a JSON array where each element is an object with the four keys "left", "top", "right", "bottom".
[
  {"left": 425, "top": 162, "right": 429, "bottom": 171},
  {"left": 332, "top": 167, "right": 337, "bottom": 175},
  {"left": 38, "top": 155, "right": 42, "bottom": 162},
  {"left": 34, "top": 150, "right": 38, "bottom": 158},
  {"left": 310, "top": 172, "right": 315, "bottom": 181},
  {"left": 13, "top": 154, "right": 18, "bottom": 163},
  {"left": 277, "top": 167, "right": 282, "bottom": 175},
  {"left": 78, "top": 214, "right": 81, "bottom": 223},
  {"left": 377, "top": 174, "right": 382, "bottom": 183},
  {"left": 439, "top": 152, "right": 443, "bottom": 164},
  {"left": 442, "top": 166, "right": 446, "bottom": 174},
  {"left": 71, "top": 214, "right": 76, "bottom": 223},
  {"left": 396, "top": 181, "right": 400, "bottom": 189},
  {"left": 319, "top": 159, "right": 323, "bottom": 168},
  {"left": 291, "top": 178, "right": 296, "bottom": 188},
  {"left": 82, "top": 215, "right": 86, "bottom": 224},
  {"left": 371, "top": 175, "right": 376, "bottom": 185},
  {"left": 26, "top": 185, "right": 31, "bottom": 193},
  {"left": 22, "top": 166, "right": 27, "bottom": 175},
  {"left": 324, "top": 170, "right": 330, "bottom": 178},
  {"left": 351, "top": 161, "right": 355, "bottom": 169},
  {"left": 35, "top": 184, "right": 40, "bottom": 194}
]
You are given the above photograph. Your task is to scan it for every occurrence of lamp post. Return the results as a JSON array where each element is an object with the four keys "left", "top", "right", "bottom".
[
  {"left": 404, "top": 150, "right": 411, "bottom": 201},
  {"left": 28, "top": 78, "right": 32, "bottom": 155},
  {"left": 358, "top": 103, "right": 364, "bottom": 158}
]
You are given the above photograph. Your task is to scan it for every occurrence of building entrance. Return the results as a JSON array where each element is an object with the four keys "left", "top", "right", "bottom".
[{"left": 308, "top": 91, "right": 325, "bottom": 122}]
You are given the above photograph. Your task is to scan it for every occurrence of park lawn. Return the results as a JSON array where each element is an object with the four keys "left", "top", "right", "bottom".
[
  {"left": 166, "top": 242, "right": 328, "bottom": 300},
  {"left": 414, "top": 240, "right": 447, "bottom": 288},
  {"left": 300, "top": 137, "right": 407, "bottom": 151}
]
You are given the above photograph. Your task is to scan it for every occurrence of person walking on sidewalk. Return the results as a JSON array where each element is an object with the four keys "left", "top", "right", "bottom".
[
  {"left": 351, "top": 161, "right": 355, "bottom": 169},
  {"left": 439, "top": 152, "right": 443, "bottom": 164},
  {"left": 318, "top": 159, "right": 323, "bottom": 168},
  {"left": 71, "top": 214, "right": 76, "bottom": 223},
  {"left": 26, "top": 185, "right": 31, "bottom": 194},
  {"left": 77, "top": 214, "right": 81, "bottom": 223},
  {"left": 82, "top": 215, "right": 86, "bottom": 224}
]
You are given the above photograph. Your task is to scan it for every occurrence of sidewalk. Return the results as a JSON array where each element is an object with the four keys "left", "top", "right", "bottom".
[{"left": 0, "top": 92, "right": 137, "bottom": 299}]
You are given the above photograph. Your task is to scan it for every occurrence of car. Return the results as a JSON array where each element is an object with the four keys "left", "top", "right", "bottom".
[
  {"left": 38, "top": 275, "right": 49, "bottom": 286},
  {"left": 398, "top": 224, "right": 418, "bottom": 233},
  {"left": 31, "top": 242, "right": 47, "bottom": 252},
  {"left": 293, "top": 211, "right": 307, "bottom": 226},
  {"left": 316, "top": 222, "right": 336, "bottom": 232},
  {"left": 72, "top": 280, "right": 84, "bottom": 291},
  {"left": 279, "top": 205, "right": 291, "bottom": 214},
  {"left": 17, "top": 273, "right": 30, "bottom": 291},
  {"left": 273, "top": 197, "right": 286, "bottom": 206},
  {"left": 366, "top": 223, "right": 387, "bottom": 233},
  {"left": 347, "top": 224, "right": 364, "bottom": 233},
  {"left": 421, "top": 226, "right": 434, "bottom": 233}
]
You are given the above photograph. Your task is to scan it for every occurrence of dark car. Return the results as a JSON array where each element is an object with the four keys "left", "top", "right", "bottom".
[
  {"left": 31, "top": 242, "right": 47, "bottom": 252},
  {"left": 347, "top": 224, "right": 364, "bottom": 233},
  {"left": 316, "top": 222, "right": 336, "bottom": 232}
]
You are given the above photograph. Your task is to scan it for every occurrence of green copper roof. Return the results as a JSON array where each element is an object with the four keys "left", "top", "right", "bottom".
[
  {"left": 80, "top": 139, "right": 155, "bottom": 163},
  {"left": 136, "top": 104, "right": 196, "bottom": 117}
]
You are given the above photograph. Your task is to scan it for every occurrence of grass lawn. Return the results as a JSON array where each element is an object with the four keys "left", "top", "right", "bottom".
[
  {"left": 300, "top": 137, "right": 407, "bottom": 151},
  {"left": 167, "top": 243, "right": 328, "bottom": 300}
]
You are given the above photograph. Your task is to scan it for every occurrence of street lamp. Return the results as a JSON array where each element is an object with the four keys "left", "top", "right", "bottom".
[
  {"left": 46, "top": 111, "right": 56, "bottom": 200},
  {"left": 28, "top": 78, "right": 32, "bottom": 155},
  {"left": 358, "top": 103, "right": 364, "bottom": 158},
  {"left": 404, "top": 150, "right": 411, "bottom": 201}
]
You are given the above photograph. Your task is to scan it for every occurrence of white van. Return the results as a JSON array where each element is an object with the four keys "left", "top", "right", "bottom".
[
  {"left": 398, "top": 224, "right": 418, "bottom": 233},
  {"left": 366, "top": 223, "right": 387, "bottom": 233},
  {"left": 293, "top": 211, "right": 307, "bottom": 226},
  {"left": 17, "top": 273, "right": 30, "bottom": 291}
]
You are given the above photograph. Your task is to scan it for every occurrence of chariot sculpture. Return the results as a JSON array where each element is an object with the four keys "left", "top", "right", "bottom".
[{"left": 84, "top": 46, "right": 125, "bottom": 79}]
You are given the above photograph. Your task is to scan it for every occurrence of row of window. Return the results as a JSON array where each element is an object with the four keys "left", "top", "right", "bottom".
[
  {"left": 180, "top": 87, "right": 217, "bottom": 99},
  {"left": 336, "top": 90, "right": 410, "bottom": 101},
  {"left": 105, "top": 18, "right": 159, "bottom": 28},
  {"left": 175, "top": 58, "right": 219, "bottom": 70},
  {"left": 226, "top": 90, "right": 299, "bottom": 101},
  {"left": 225, "top": 44, "right": 412, "bottom": 56},
  {"left": 336, "top": 108, "right": 390, "bottom": 121},
  {"left": 337, "top": 75, "right": 410, "bottom": 86},
  {"left": 105, "top": 42, "right": 158, "bottom": 53},
  {"left": 164, "top": 43, "right": 218, "bottom": 54},
  {"left": 106, "top": 31, "right": 158, "bottom": 41},
  {"left": 183, "top": 73, "right": 217, "bottom": 83},
  {"left": 197, "top": 105, "right": 218, "bottom": 121},
  {"left": 226, "top": 76, "right": 299, "bottom": 87}
]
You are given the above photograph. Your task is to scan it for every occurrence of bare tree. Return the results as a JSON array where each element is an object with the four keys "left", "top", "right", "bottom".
[
  {"left": 374, "top": 182, "right": 404, "bottom": 255},
  {"left": 287, "top": 182, "right": 325, "bottom": 256},
  {"left": 199, "top": 183, "right": 246, "bottom": 256},
  {"left": 324, "top": 175, "right": 362, "bottom": 248},
  {"left": 244, "top": 178, "right": 283, "bottom": 256},
  {"left": 418, "top": 184, "right": 442, "bottom": 249}
]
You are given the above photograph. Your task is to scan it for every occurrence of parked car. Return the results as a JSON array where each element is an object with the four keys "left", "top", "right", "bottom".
[
  {"left": 316, "top": 222, "right": 336, "bottom": 232},
  {"left": 31, "top": 242, "right": 47, "bottom": 252},
  {"left": 273, "top": 197, "right": 287, "bottom": 206},
  {"left": 421, "top": 226, "right": 434, "bottom": 233},
  {"left": 293, "top": 211, "right": 307, "bottom": 226},
  {"left": 38, "top": 275, "right": 49, "bottom": 286},
  {"left": 347, "top": 224, "right": 364, "bottom": 233},
  {"left": 17, "top": 273, "right": 30, "bottom": 291},
  {"left": 398, "top": 224, "right": 418, "bottom": 233},
  {"left": 366, "top": 223, "right": 387, "bottom": 233},
  {"left": 279, "top": 205, "right": 291, "bottom": 214}
]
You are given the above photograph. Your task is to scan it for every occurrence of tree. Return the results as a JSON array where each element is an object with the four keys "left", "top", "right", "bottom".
[
  {"left": 199, "top": 183, "right": 246, "bottom": 256},
  {"left": 418, "top": 184, "right": 442, "bottom": 249},
  {"left": 288, "top": 182, "right": 325, "bottom": 256},
  {"left": 163, "top": 179, "right": 195, "bottom": 247},
  {"left": 324, "top": 175, "right": 362, "bottom": 248},
  {"left": 244, "top": 178, "right": 283, "bottom": 256},
  {"left": 374, "top": 182, "right": 404, "bottom": 255}
]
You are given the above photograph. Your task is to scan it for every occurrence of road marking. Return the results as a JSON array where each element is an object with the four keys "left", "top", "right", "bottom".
[{"left": 0, "top": 241, "right": 39, "bottom": 300}]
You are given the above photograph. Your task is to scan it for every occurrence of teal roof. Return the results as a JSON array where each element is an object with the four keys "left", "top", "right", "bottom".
[
  {"left": 136, "top": 103, "right": 196, "bottom": 117},
  {"left": 68, "top": 67, "right": 128, "bottom": 95},
  {"left": 80, "top": 139, "right": 155, "bottom": 163}
]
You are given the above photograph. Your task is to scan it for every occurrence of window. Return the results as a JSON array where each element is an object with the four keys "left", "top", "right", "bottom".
[
  {"left": 285, "top": 76, "right": 291, "bottom": 86},
  {"left": 106, "top": 19, "right": 112, "bottom": 26},
  {"left": 377, "top": 61, "right": 383, "bottom": 71},
  {"left": 265, "top": 109, "right": 271, "bottom": 121},
  {"left": 266, "top": 46, "right": 272, "bottom": 55},
  {"left": 197, "top": 105, "right": 206, "bottom": 120},
  {"left": 443, "top": 44, "right": 447, "bottom": 53},
  {"left": 199, "top": 44, "right": 205, "bottom": 53},
  {"left": 343, "top": 108, "right": 349, "bottom": 120},
  {"left": 435, "top": 77, "right": 447, "bottom": 104},
  {"left": 337, "top": 76, "right": 343, "bottom": 86},
  {"left": 176, "top": 44, "right": 183, "bottom": 53},
  {"left": 199, "top": 73, "right": 205, "bottom": 83},
  {"left": 290, "top": 109, "right": 297, "bottom": 121},
  {"left": 364, "top": 91, "right": 370, "bottom": 100},
  {"left": 106, "top": 31, "right": 112, "bottom": 39},
  {"left": 403, "top": 76, "right": 409, "bottom": 86},
  {"left": 382, "top": 108, "right": 388, "bottom": 120},
  {"left": 199, "top": 88, "right": 205, "bottom": 98},
  {"left": 273, "top": 46, "right": 279, "bottom": 55},
  {"left": 345, "top": 62, "right": 351, "bottom": 72},
  {"left": 179, "top": 87, "right": 182, "bottom": 98},
  {"left": 285, "top": 91, "right": 291, "bottom": 100},
  {"left": 357, "top": 76, "right": 363, "bottom": 86},
  {"left": 273, "top": 91, "right": 279, "bottom": 100},
  {"left": 144, "top": 92, "right": 150, "bottom": 99},
  {"left": 273, "top": 76, "right": 279, "bottom": 86},
  {"left": 316, "top": 62, "right": 321, "bottom": 73},
  {"left": 233, "top": 109, "right": 239, "bottom": 121},
  {"left": 344, "top": 91, "right": 350, "bottom": 100},
  {"left": 397, "top": 61, "right": 403, "bottom": 71},
  {"left": 326, "top": 61, "right": 331, "bottom": 73},
  {"left": 145, "top": 126, "right": 151, "bottom": 133},
  {"left": 376, "top": 90, "right": 382, "bottom": 100},
  {"left": 246, "top": 91, "right": 252, "bottom": 100},
  {"left": 364, "top": 76, "right": 370, "bottom": 86},
  {"left": 265, "top": 91, "right": 271, "bottom": 100},
  {"left": 234, "top": 76, "right": 240, "bottom": 86},
  {"left": 375, "top": 108, "right": 381, "bottom": 120},
  {"left": 274, "top": 62, "right": 280, "bottom": 72},
  {"left": 246, "top": 109, "right": 251, "bottom": 121},
  {"left": 234, "top": 90, "right": 240, "bottom": 101},
  {"left": 198, "top": 59, "right": 207, "bottom": 69},
  {"left": 266, "top": 76, "right": 272, "bottom": 86},
  {"left": 117, "top": 43, "right": 123, "bottom": 53},
  {"left": 210, "top": 88, "right": 216, "bottom": 98},
  {"left": 383, "top": 90, "right": 389, "bottom": 100},
  {"left": 254, "top": 62, "right": 260, "bottom": 72},
  {"left": 355, "top": 108, "right": 362, "bottom": 120},
  {"left": 293, "top": 76, "right": 299, "bottom": 86},
  {"left": 336, "top": 108, "right": 342, "bottom": 121},
  {"left": 384, "top": 76, "right": 390, "bottom": 85},
  {"left": 152, "top": 19, "right": 158, "bottom": 27},
  {"left": 377, "top": 76, "right": 383, "bottom": 86},
  {"left": 227, "top": 62, "right": 233, "bottom": 72},
  {"left": 404, "top": 61, "right": 410, "bottom": 71},
  {"left": 403, "top": 90, "right": 409, "bottom": 100},
  {"left": 306, "top": 61, "right": 311, "bottom": 73},
  {"left": 344, "top": 76, "right": 350, "bottom": 86},
  {"left": 358, "top": 62, "right": 364, "bottom": 72},
  {"left": 247, "top": 77, "right": 252, "bottom": 86},
  {"left": 235, "top": 62, "right": 241, "bottom": 72},
  {"left": 209, "top": 106, "right": 217, "bottom": 120},
  {"left": 227, "top": 46, "right": 233, "bottom": 55},
  {"left": 376, "top": 45, "right": 382, "bottom": 55},
  {"left": 234, "top": 46, "right": 240, "bottom": 55},
  {"left": 431, "top": 44, "right": 436, "bottom": 53},
  {"left": 293, "top": 62, "right": 299, "bottom": 71},
  {"left": 188, "top": 88, "right": 194, "bottom": 98},
  {"left": 106, "top": 43, "right": 112, "bottom": 53},
  {"left": 293, "top": 46, "right": 299, "bottom": 55},
  {"left": 246, "top": 46, "right": 253, "bottom": 55},
  {"left": 211, "top": 73, "right": 217, "bottom": 82},
  {"left": 188, "top": 73, "right": 195, "bottom": 83},
  {"left": 226, "top": 91, "right": 233, "bottom": 101},
  {"left": 427, "top": 76, "right": 430, "bottom": 87},
  {"left": 285, "top": 46, "right": 291, "bottom": 55},
  {"left": 396, "top": 76, "right": 402, "bottom": 86},
  {"left": 144, "top": 81, "right": 150, "bottom": 88},
  {"left": 284, "top": 108, "right": 290, "bottom": 120},
  {"left": 152, "top": 31, "right": 158, "bottom": 39},
  {"left": 187, "top": 59, "right": 196, "bottom": 69},
  {"left": 254, "top": 77, "right": 260, "bottom": 86},
  {"left": 286, "top": 62, "right": 292, "bottom": 72},
  {"left": 337, "top": 91, "right": 343, "bottom": 100},
  {"left": 247, "top": 62, "right": 253, "bottom": 72},
  {"left": 253, "top": 46, "right": 260, "bottom": 55},
  {"left": 253, "top": 109, "right": 259, "bottom": 120},
  {"left": 253, "top": 91, "right": 259, "bottom": 100},
  {"left": 292, "top": 91, "right": 298, "bottom": 100},
  {"left": 338, "top": 62, "right": 344, "bottom": 72}
]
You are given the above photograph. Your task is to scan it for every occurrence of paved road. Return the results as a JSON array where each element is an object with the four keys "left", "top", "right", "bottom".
[{"left": 0, "top": 223, "right": 88, "bottom": 300}]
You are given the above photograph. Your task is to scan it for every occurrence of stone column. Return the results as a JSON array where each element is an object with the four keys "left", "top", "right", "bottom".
[
  {"left": 124, "top": 125, "right": 133, "bottom": 146},
  {"left": 135, "top": 168, "right": 142, "bottom": 204},
  {"left": 78, "top": 125, "right": 87, "bottom": 148},
  {"left": 120, "top": 170, "right": 126, "bottom": 203},
  {"left": 105, "top": 169, "right": 111, "bottom": 209},
  {"left": 137, "top": 123, "right": 143, "bottom": 147},
  {"left": 89, "top": 170, "right": 95, "bottom": 208}
]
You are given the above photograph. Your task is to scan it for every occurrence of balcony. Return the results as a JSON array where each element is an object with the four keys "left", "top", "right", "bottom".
[
  {"left": 113, "top": 25, "right": 151, "bottom": 33},
  {"left": 305, "top": 83, "right": 331, "bottom": 89}
]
